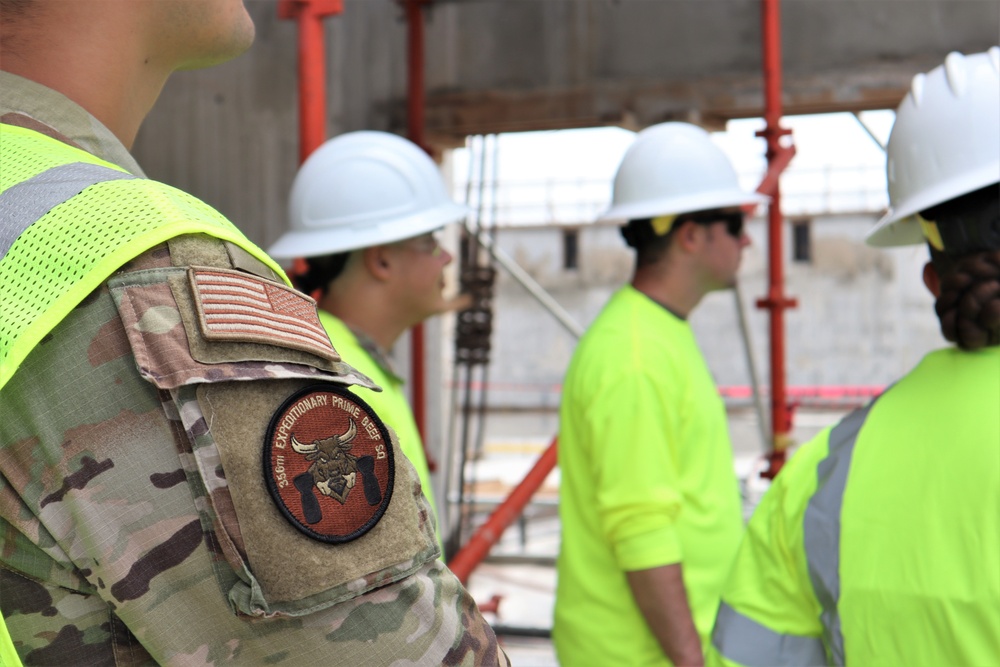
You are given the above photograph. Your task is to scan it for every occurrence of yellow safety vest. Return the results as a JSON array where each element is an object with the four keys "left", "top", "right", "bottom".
[
  {"left": 0, "top": 123, "right": 287, "bottom": 391},
  {"left": 0, "top": 124, "right": 287, "bottom": 666},
  {"left": 0, "top": 612, "right": 19, "bottom": 667},
  {"left": 711, "top": 345, "right": 1000, "bottom": 666}
]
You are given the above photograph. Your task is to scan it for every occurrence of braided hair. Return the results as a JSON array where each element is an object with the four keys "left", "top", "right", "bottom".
[
  {"left": 922, "top": 184, "right": 1000, "bottom": 350},
  {"left": 933, "top": 249, "right": 1000, "bottom": 350}
]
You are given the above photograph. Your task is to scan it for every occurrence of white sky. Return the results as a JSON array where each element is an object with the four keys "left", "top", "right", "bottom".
[{"left": 452, "top": 110, "right": 897, "bottom": 226}]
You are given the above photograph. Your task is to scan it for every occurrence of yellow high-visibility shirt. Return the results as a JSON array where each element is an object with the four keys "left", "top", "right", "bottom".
[
  {"left": 710, "top": 345, "right": 1000, "bottom": 667},
  {"left": 317, "top": 311, "right": 439, "bottom": 537},
  {"left": 555, "top": 285, "right": 743, "bottom": 666}
]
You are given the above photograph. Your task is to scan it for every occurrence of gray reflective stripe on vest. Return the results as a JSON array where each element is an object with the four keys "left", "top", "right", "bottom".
[
  {"left": 0, "top": 162, "right": 136, "bottom": 258},
  {"left": 802, "top": 400, "right": 877, "bottom": 666},
  {"left": 712, "top": 601, "right": 827, "bottom": 666}
]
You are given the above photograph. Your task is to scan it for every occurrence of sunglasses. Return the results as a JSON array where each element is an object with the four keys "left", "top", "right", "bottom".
[
  {"left": 400, "top": 231, "right": 444, "bottom": 257},
  {"left": 678, "top": 211, "right": 745, "bottom": 239}
]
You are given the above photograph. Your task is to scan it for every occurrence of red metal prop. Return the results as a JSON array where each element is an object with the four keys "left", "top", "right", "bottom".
[
  {"left": 278, "top": 0, "right": 343, "bottom": 164},
  {"left": 448, "top": 438, "right": 559, "bottom": 585}
]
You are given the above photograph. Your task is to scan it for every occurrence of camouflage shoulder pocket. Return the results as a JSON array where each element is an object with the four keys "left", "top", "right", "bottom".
[
  {"left": 108, "top": 267, "right": 439, "bottom": 617},
  {"left": 109, "top": 266, "right": 376, "bottom": 390}
]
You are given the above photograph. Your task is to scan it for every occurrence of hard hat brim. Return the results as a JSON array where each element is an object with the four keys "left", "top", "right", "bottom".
[
  {"left": 269, "top": 201, "right": 468, "bottom": 259},
  {"left": 598, "top": 188, "right": 768, "bottom": 223},
  {"left": 866, "top": 162, "right": 1000, "bottom": 248}
]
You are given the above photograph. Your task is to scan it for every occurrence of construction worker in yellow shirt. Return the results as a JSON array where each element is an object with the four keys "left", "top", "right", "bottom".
[
  {"left": 710, "top": 46, "right": 1000, "bottom": 667},
  {"left": 556, "top": 122, "right": 766, "bottom": 667}
]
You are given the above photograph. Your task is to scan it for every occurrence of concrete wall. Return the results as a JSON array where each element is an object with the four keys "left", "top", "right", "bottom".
[
  {"left": 480, "top": 215, "right": 941, "bottom": 410},
  {"left": 132, "top": 1, "right": 999, "bottom": 249},
  {"left": 424, "top": 1, "right": 1000, "bottom": 138}
]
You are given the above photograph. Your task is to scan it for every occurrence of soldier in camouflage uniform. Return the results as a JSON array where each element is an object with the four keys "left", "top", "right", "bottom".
[{"left": 0, "top": 1, "right": 506, "bottom": 665}]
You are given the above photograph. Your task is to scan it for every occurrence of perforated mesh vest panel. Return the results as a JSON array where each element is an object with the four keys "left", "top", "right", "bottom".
[{"left": 0, "top": 123, "right": 287, "bottom": 390}]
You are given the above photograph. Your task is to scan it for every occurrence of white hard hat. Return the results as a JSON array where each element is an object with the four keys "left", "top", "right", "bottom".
[
  {"left": 269, "top": 131, "right": 468, "bottom": 259},
  {"left": 599, "top": 122, "right": 767, "bottom": 222},
  {"left": 867, "top": 47, "right": 1000, "bottom": 248}
]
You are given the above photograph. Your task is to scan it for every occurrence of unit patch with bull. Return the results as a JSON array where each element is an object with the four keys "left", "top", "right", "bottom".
[{"left": 264, "top": 384, "right": 394, "bottom": 543}]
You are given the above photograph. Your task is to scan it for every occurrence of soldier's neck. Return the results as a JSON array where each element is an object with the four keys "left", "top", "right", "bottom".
[{"left": 1, "top": 15, "right": 172, "bottom": 149}]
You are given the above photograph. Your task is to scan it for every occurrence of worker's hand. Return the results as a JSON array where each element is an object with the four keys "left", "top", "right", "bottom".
[{"left": 442, "top": 292, "right": 474, "bottom": 313}]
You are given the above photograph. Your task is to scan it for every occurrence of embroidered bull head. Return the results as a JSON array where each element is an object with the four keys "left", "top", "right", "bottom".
[{"left": 290, "top": 420, "right": 359, "bottom": 504}]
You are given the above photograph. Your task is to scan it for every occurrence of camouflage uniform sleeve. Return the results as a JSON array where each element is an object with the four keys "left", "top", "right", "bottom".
[{"left": 0, "top": 236, "right": 505, "bottom": 666}]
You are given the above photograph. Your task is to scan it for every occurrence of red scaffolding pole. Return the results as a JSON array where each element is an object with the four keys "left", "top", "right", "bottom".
[
  {"left": 278, "top": 0, "right": 342, "bottom": 164},
  {"left": 449, "top": 437, "right": 559, "bottom": 585},
  {"left": 278, "top": 0, "right": 342, "bottom": 284},
  {"left": 755, "top": 0, "right": 797, "bottom": 478},
  {"left": 403, "top": 0, "right": 438, "bottom": 471}
]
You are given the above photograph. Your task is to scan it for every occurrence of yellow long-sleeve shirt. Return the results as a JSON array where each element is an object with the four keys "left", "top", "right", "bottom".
[{"left": 555, "top": 285, "right": 743, "bottom": 666}]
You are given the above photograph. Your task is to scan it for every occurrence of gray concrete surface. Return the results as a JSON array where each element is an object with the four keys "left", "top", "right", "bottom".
[{"left": 133, "top": 2, "right": 998, "bottom": 246}]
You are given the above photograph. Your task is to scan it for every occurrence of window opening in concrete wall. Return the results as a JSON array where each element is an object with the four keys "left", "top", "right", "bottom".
[
  {"left": 793, "top": 219, "right": 812, "bottom": 263},
  {"left": 563, "top": 228, "right": 579, "bottom": 271}
]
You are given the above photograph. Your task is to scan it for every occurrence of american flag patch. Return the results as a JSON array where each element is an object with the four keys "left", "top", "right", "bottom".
[{"left": 189, "top": 267, "right": 339, "bottom": 361}]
